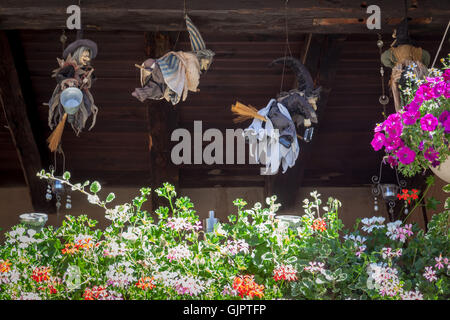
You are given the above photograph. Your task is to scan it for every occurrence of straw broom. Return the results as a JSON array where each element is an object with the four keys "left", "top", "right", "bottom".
[{"left": 231, "top": 101, "right": 304, "bottom": 140}]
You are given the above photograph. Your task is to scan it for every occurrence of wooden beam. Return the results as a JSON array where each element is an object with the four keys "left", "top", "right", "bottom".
[
  {"left": 271, "top": 34, "right": 346, "bottom": 212},
  {"left": 0, "top": 1, "right": 449, "bottom": 34},
  {"left": 144, "top": 32, "right": 180, "bottom": 211},
  {"left": 0, "top": 31, "right": 54, "bottom": 213}
]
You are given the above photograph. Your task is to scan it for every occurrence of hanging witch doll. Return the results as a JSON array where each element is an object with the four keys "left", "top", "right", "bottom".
[
  {"left": 381, "top": 18, "right": 431, "bottom": 112},
  {"left": 132, "top": 15, "right": 214, "bottom": 105},
  {"left": 47, "top": 38, "right": 99, "bottom": 152}
]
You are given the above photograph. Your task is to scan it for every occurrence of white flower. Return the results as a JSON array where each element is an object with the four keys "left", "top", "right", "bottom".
[
  {"left": 105, "top": 204, "right": 133, "bottom": 223},
  {"left": 121, "top": 231, "right": 138, "bottom": 241},
  {"left": 361, "top": 216, "right": 385, "bottom": 233},
  {"left": 87, "top": 194, "right": 100, "bottom": 204},
  {"left": 19, "top": 292, "right": 42, "bottom": 300},
  {"left": 167, "top": 244, "right": 192, "bottom": 262},
  {"left": 214, "top": 223, "right": 228, "bottom": 237},
  {"left": 220, "top": 239, "right": 249, "bottom": 256},
  {"left": 404, "top": 71, "right": 415, "bottom": 79},
  {"left": 106, "top": 261, "right": 136, "bottom": 288}
]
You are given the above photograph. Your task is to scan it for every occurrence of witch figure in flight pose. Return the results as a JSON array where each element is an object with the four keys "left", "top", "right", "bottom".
[
  {"left": 132, "top": 15, "right": 214, "bottom": 105},
  {"left": 47, "top": 38, "right": 99, "bottom": 151}
]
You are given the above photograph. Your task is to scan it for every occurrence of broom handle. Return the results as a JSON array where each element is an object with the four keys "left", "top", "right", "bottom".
[
  {"left": 248, "top": 106, "right": 304, "bottom": 140},
  {"left": 135, "top": 64, "right": 146, "bottom": 70}
]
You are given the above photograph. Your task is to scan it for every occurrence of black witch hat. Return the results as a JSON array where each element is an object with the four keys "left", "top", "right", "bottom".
[{"left": 393, "top": 18, "right": 417, "bottom": 47}]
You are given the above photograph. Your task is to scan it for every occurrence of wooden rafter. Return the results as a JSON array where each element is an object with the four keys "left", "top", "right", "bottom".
[
  {"left": 0, "top": 1, "right": 449, "bottom": 34},
  {"left": 270, "top": 34, "right": 346, "bottom": 211},
  {"left": 0, "top": 31, "right": 53, "bottom": 213},
  {"left": 144, "top": 32, "right": 180, "bottom": 210}
]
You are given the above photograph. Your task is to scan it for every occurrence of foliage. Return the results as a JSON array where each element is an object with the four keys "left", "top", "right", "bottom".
[
  {"left": 371, "top": 54, "right": 450, "bottom": 177},
  {"left": 0, "top": 171, "right": 448, "bottom": 300}
]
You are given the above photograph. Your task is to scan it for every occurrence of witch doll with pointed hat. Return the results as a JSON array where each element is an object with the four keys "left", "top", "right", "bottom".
[
  {"left": 47, "top": 37, "right": 99, "bottom": 152},
  {"left": 381, "top": 18, "right": 431, "bottom": 112},
  {"left": 132, "top": 15, "right": 214, "bottom": 105}
]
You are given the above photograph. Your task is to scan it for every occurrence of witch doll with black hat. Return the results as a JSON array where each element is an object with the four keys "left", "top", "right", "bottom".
[
  {"left": 47, "top": 37, "right": 99, "bottom": 152},
  {"left": 381, "top": 18, "right": 431, "bottom": 112}
]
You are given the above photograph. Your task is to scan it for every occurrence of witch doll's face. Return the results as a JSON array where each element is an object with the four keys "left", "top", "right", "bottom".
[{"left": 80, "top": 50, "right": 91, "bottom": 66}]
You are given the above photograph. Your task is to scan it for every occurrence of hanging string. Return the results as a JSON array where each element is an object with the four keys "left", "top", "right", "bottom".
[
  {"left": 173, "top": 0, "right": 187, "bottom": 51},
  {"left": 280, "top": 0, "right": 293, "bottom": 93},
  {"left": 431, "top": 20, "right": 450, "bottom": 69}
]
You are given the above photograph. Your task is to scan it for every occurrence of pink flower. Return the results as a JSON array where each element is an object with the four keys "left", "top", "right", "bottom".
[
  {"left": 420, "top": 114, "right": 438, "bottom": 131},
  {"left": 386, "top": 155, "right": 398, "bottom": 167},
  {"left": 402, "top": 110, "right": 420, "bottom": 125},
  {"left": 423, "top": 266, "right": 437, "bottom": 282},
  {"left": 405, "top": 100, "right": 420, "bottom": 113},
  {"left": 435, "top": 254, "right": 445, "bottom": 270},
  {"left": 384, "top": 136, "right": 403, "bottom": 152},
  {"left": 273, "top": 264, "right": 298, "bottom": 282},
  {"left": 371, "top": 133, "right": 386, "bottom": 151},
  {"left": 424, "top": 147, "right": 440, "bottom": 163},
  {"left": 396, "top": 146, "right": 416, "bottom": 165}
]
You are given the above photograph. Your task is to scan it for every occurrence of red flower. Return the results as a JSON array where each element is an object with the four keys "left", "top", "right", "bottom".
[
  {"left": 31, "top": 267, "right": 51, "bottom": 283},
  {"left": 312, "top": 218, "right": 327, "bottom": 232},
  {"left": 136, "top": 277, "right": 156, "bottom": 291},
  {"left": 273, "top": 264, "right": 298, "bottom": 282},
  {"left": 232, "top": 275, "right": 264, "bottom": 299},
  {"left": 83, "top": 286, "right": 108, "bottom": 300},
  {"left": 0, "top": 260, "right": 11, "bottom": 273}
]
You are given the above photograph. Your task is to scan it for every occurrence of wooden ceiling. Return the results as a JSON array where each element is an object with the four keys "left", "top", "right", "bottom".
[
  {"left": 0, "top": 1, "right": 449, "bottom": 213},
  {"left": 1, "top": 0, "right": 449, "bottom": 34}
]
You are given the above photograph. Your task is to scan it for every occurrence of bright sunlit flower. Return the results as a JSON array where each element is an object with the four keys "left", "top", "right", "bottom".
[
  {"left": 32, "top": 266, "right": 51, "bottom": 283},
  {"left": 423, "top": 266, "right": 437, "bottom": 282},
  {"left": 0, "top": 260, "right": 12, "bottom": 273},
  {"left": 232, "top": 275, "right": 264, "bottom": 299},
  {"left": 136, "top": 276, "right": 156, "bottom": 291},
  {"left": 312, "top": 218, "right": 326, "bottom": 232},
  {"left": 273, "top": 264, "right": 298, "bottom": 282}
]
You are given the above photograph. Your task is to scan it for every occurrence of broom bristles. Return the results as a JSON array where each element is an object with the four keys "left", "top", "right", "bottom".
[
  {"left": 231, "top": 101, "right": 303, "bottom": 140},
  {"left": 47, "top": 113, "right": 67, "bottom": 152},
  {"left": 231, "top": 101, "right": 266, "bottom": 123}
]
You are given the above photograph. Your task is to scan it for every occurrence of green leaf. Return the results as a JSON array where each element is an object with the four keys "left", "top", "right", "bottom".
[
  {"left": 286, "top": 256, "right": 298, "bottom": 264},
  {"left": 425, "top": 197, "right": 441, "bottom": 211},
  {"left": 106, "top": 192, "right": 116, "bottom": 203},
  {"left": 425, "top": 175, "right": 435, "bottom": 186},
  {"left": 261, "top": 251, "right": 273, "bottom": 261},
  {"left": 443, "top": 184, "right": 450, "bottom": 193},
  {"left": 63, "top": 171, "right": 71, "bottom": 181},
  {"left": 90, "top": 181, "right": 101, "bottom": 194}
]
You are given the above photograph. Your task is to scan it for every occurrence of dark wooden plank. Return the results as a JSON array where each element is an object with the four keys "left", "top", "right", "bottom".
[
  {"left": 0, "top": 1, "right": 449, "bottom": 34},
  {"left": 0, "top": 31, "right": 54, "bottom": 212},
  {"left": 271, "top": 34, "right": 347, "bottom": 210}
]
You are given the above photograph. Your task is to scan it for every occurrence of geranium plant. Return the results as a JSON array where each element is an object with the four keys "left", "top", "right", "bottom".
[
  {"left": 371, "top": 54, "right": 450, "bottom": 177},
  {"left": 0, "top": 170, "right": 448, "bottom": 300}
]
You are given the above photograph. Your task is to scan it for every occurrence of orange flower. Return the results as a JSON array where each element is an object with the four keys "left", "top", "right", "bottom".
[
  {"left": 83, "top": 286, "right": 108, "bottom": 300},
  {"left": 0, "top": 260, "right": 12, "bottom": 273},
  {"left": 232, "top": 275, "right": 264, "bottom": 299},
  {"left": 62, "top": 243, "right": 79, "bottom": 255},
  {"left": 312, "top": 218, "right": 327, "bottom": 232},
  {"left": 32, "top": 266, "right": 51, "bottom": 283},
  {"left": 136, "top": 276, "right": 156, "bottom": 291}
]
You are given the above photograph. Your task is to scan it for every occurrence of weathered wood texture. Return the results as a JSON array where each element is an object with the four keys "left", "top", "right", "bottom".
[
  {"left": 0, "top": 31, "right": 53, "bottom": 212},
  {"left": 0, "top": 1, "right": 449, "bottom": 34},
  {"left": 271, "top": 34, "right": 346, "bottom": 210},
  {"left": 0, "top": 29, "right": 448, "bottom": 190}
]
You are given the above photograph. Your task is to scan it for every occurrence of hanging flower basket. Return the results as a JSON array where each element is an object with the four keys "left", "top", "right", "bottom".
[{"left": 371, "top": 54, "right": 450, "bottom": 178}]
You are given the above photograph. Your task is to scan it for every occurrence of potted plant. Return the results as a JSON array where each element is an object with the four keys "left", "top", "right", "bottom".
[{"left": 371, "top": 54, "right": 450, "bottom": 181}]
